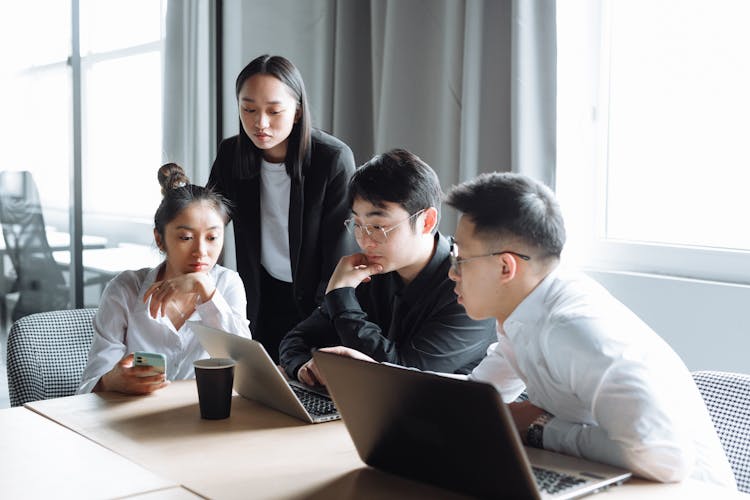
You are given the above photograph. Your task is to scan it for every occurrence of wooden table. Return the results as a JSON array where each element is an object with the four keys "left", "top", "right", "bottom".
[
  {"left": 0, "top": 406, "right": 188, "bottom": 499},
  {"left": 22, "top": 381, "right": 749, "bottom": 499},
  {"left": 25, "top": 381, "right": 461, "bottom": 499}
]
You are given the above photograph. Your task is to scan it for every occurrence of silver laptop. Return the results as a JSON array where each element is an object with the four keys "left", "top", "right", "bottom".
[
  {"left": 313, "top": 350, "right": 632, "bottom": 499},
  {"left": 192, "top": 323, "right": 340, "bottom": 423}
]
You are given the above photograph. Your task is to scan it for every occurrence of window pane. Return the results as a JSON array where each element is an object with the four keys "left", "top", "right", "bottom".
[
  {"left": 605, "top": 0, "right": 750, "bottom": 251},
  {"left": 80, "top": 0, "right": 163, "bottom": 54},
  {"left": 0, "top": 0, "right": 71, "bottom": 69},
  {"left": 83, "top": 52, "right": 162, "bottom": 220},
  {"left": 79, "top": 2, "right": 165, "bottom": 307},
  {"left": 0, "top": 3, "right": 74, "bottom": 321}
]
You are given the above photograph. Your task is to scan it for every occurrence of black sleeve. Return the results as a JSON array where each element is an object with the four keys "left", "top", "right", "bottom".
[
  {"left": 314, "top": 146, "right": 357, "bottom": 303},
  {"left": 278, "top": 306, "right": 338, "bottom": 380},
  {"left": 326, "top": 287, "right": 494, "bottom": 374},
  {"left": 324, "top": 287, "right": 400, "bottom": 361}
]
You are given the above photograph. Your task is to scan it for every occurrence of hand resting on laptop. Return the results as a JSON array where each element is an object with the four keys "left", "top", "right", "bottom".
[{"left": 297, "top": 346, "right": 375, "bottom": 387}]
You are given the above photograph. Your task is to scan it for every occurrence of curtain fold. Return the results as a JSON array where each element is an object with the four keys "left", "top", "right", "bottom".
[
  {"left": 162, "top": 0, "right": 216, "bottom": 183},
  {"left": 187, "top": 0, "right": 557, "bottom": 233},
  {"left": 511, "top": 0, "right": 557, "bottom": 189}
]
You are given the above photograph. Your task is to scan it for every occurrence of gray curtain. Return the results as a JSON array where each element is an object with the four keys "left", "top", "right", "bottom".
[
  {"left": 214, "top": 0, "right": 556, "bottom": 232},
  {"left": 162, "top": 0, "right": 217, "bottom": 184},
  {"left": 511, "top": 0, "right": 556, "bottom": 189}
]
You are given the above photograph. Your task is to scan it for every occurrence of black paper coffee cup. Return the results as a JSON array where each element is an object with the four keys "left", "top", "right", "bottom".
[{"left": 193, "top": 358, "right": 235, "bottom": 419}]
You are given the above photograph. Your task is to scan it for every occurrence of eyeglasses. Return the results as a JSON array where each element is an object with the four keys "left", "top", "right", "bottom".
[
  {"left": 449, "top": 237, "right": 530, "bottom": 276},
  {"left": 344, "top": 209, "right": 425, "bottom": 244}
]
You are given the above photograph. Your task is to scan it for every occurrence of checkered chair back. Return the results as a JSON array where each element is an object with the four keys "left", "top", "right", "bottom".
[
  {"left": 692, "top": 370, "right": 750, "bottom": 493},
  {"left": 7, "top": 308, "right": 97, "bottom": 407}
]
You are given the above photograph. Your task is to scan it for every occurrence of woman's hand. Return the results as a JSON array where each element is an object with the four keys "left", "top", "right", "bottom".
[
  {"left": 143, "top": 272, "right": 216, "bottom": 318},
  {"left": 95, "top": 353, "right": 169, "bottom": 395}
]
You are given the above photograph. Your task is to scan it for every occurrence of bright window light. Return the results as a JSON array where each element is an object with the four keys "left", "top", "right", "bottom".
[{"left": 605, "top": 0, "right": 750, "bottom": 251}]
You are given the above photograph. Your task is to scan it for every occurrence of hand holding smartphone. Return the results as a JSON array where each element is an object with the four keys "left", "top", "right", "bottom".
[{"left": 134, "top": 352, "right": 167, "bottom": 378}]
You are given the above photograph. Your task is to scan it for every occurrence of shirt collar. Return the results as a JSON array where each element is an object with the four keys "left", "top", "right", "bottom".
[
  {"left": 502, "top": 266, "right": 559, "bottom": 338},
  {"left": 400, "top": 231, "right": 448, "bottom": 303}
]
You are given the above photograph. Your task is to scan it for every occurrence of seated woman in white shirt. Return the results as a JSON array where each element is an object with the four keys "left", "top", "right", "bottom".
[{"left": 78, "top": 163, "right": 251, "bottom": 395}]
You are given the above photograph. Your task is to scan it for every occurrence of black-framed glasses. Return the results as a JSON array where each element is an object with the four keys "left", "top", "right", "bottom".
[
  {"left": 449, "top": 237, "right": 530, "bottom": 276},
  {"left": 344, "top": 209, "right": 425, "bottom": 244}
]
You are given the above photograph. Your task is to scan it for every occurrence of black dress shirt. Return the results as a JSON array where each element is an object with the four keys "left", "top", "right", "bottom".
[{"left": 279, "top": 232, "right": 497, "bottom": 379}]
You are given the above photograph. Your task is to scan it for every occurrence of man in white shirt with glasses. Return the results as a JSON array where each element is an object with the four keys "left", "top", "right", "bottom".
[
  {"left": 445, "top": 172, "right": 736, "bottom": 488},
  {"left": 278, "top": 149, "right": 496, "bottom": 385}
]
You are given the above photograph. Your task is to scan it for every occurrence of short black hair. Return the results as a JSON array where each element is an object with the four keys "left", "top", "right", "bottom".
[
  {"left": 348, "top": 149, "right": 442, "bottom": 231},
  {"left": 445, "top": 172, "right": 565, "bottom": 258}
]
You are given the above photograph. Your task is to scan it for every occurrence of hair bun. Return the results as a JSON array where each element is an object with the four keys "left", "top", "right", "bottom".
[{"left": 158, "top": 163, "right": 191, "bottom": 197}]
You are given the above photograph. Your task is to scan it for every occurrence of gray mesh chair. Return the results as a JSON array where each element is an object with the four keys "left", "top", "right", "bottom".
[
  {"left": 7, "top": 308, "right": 97, "bottom": 407},
  {"left": 0, "top": 171, "right": 71, "bottom": 322},
  {"left": 692, "top": 370, "right": 750, "bottom": 493}
]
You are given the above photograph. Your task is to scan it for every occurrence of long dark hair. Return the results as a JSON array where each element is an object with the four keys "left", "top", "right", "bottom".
[{"left": 234, "top": 54, "right": 312, "bottom": 182}]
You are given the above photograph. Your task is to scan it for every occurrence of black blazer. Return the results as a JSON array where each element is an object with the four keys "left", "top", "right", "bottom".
[{"left": 208, "top": 129, "right": 357, "bottom": 332}]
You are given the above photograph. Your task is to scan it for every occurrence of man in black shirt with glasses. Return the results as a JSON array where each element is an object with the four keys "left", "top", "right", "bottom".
[{"left": 279, "top": 149, "right": 496, "bottom": 386}]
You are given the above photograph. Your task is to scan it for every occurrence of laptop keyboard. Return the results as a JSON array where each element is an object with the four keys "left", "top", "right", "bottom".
[
  {"left": 532, "top": 466, "right": 587, "bottom": 495},
  {"left": 290, "top": 385, "right": 338, "bottom": 416}
]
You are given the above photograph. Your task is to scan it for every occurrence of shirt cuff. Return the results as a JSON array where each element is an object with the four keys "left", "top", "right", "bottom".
[
  {"left": 195, "top": 290, "right": 231, "bottom": 324},
  {"left": 323, "top": 287, "right": 362, "bottom": 317},
  {"left": 541, "top": 415, "right": 574, "bottom": 452},
  {"left": 77, "top": 377, "right": 99, "bottom": 394}
]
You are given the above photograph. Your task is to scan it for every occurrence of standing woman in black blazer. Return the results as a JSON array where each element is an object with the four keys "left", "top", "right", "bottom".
[{"left": 208, "top": 55, "right": 356, "bottom": 363}]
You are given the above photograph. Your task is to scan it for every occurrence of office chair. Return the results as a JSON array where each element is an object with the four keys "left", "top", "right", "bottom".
[
  {"left": 6, "top": 308, "right": 97, "bottom": 407},
  {"left": 692, "top": 370, "right": 750, "bottom": 493},
  {"left": 0, "top": 171, "right": 70, "bottom": 323}
]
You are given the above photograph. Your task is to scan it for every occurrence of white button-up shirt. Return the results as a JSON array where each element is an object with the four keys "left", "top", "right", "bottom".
[
  {"left": 78, "top": 263, "right": 251, "bottom": 394},
  {"left": 470, "top": 269, "right": 736, "bottom": 489}
]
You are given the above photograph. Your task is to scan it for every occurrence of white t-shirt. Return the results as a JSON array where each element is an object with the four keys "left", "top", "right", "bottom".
[
  {"left": 260, "top": 159, "right": 292, "bottom": 282},
  {"left": 470, "top": 269, "right": 737, "bottom": 489}
]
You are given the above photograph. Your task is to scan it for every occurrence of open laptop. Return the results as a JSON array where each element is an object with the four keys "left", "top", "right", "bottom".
[
  {"left": 313, "top": 351, "right": 632, "bottom": 499},
  {"left": 192, "top": 323, "right": 340, "bottom": 423}
]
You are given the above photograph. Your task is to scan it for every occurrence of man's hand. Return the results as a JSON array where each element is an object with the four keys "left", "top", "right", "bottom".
[
  {"left": 297, "top": 358, "right": 324, "bottom": 387},
  {"left": 325, "top": 254, "right": 383, "bottom": 294},
  {"left": 508, "top": 400, "right": 548, "bottom": 444},
  {"left": 297, "top": 346, "right": 376, "bottom": 387},
  {"left": 96, "top": 353, "right": 170, "bottom": 395}
]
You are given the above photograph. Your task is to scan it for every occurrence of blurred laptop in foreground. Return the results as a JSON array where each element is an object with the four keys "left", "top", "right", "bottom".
[{"left": 314, "top": 350, "right": 631, "bottom": 499}]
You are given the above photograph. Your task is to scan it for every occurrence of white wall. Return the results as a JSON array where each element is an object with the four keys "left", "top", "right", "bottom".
[{"left": 587, "top": 270, "right": 750, "bottom": 373}]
